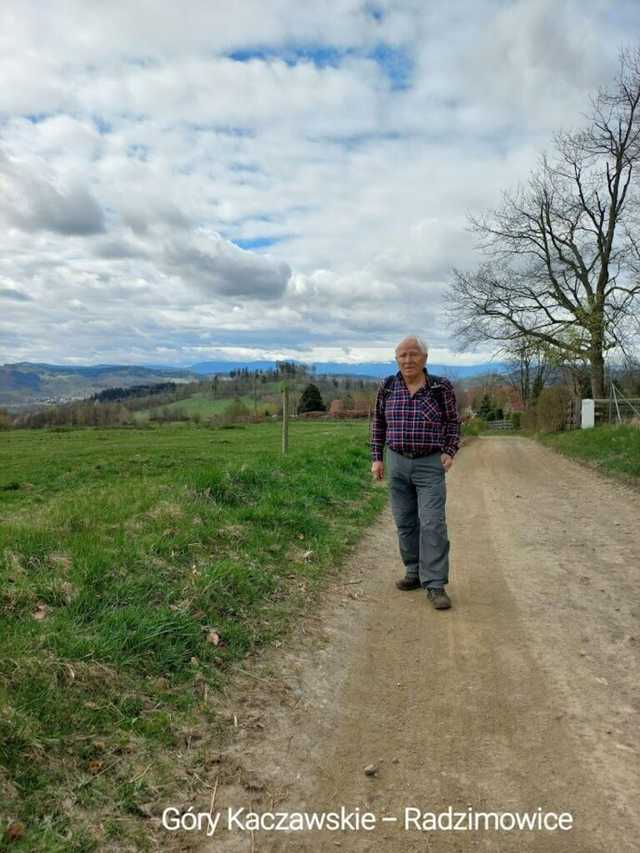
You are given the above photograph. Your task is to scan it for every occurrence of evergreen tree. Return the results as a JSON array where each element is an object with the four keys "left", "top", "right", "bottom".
[
  {"left": 297, "top": 383, "right": 326, "bottom": 414},
  {"left": 478, "top": 394, "right": 493, "bottom": 420}
]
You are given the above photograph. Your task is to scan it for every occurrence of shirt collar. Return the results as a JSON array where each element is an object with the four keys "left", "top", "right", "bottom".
[{"left": 396, "top": 367, "right": 430, "bottom": 389}]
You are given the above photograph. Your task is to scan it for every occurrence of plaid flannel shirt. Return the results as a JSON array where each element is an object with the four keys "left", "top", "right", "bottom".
[{"left": 370, "top": 369, "right": 461, "bottom": 462}]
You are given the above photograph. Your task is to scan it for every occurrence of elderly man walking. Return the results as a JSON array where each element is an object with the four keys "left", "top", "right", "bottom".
[{"left": 370, "top": 336, "right": 461, "bottom": 610}]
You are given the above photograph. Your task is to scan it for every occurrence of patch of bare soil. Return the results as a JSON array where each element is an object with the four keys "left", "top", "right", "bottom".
[{"left": 162, "top": 437, "right": 638, "bottom": 853}]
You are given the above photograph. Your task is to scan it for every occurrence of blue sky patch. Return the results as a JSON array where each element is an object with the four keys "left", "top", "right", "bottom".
[
  {"left": 368, "top": 43, "right": 413, "bottom": 90},
  {"left": 231, "top": 236, "right": 287, "bottom": 250},
  {"left": 228, "top": 44, "right": 346, "bottom": 68},
  {"left": 306, "top": 130, "right": 404, "bottom": 150},
  {"left": 91, "top": 115, "right": 112, "bottom": 134},
  {"left": 226, "top": 41, "right": 413, "bottom": 89}
]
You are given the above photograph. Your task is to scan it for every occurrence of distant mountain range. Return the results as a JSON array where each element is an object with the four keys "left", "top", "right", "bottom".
[
  {"left": 0, "top": 359, "right": 507, "bottom": 410},
  {"left": 187, "top": 360, "right": 507, "bottom": 379}
]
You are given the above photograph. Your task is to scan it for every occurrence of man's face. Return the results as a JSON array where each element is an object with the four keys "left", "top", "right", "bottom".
[{"left": 395, "top": 340, "right": 427, "bottom": 382}]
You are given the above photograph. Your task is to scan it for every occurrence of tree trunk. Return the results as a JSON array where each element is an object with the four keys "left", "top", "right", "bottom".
[{"left": 590, "top": 348, "right": 605, "bottom": 398}]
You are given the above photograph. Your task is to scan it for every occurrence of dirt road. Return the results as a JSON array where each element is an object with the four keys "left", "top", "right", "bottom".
[{"left": 194, "top": 437, "right": 639, "bottom": 853}]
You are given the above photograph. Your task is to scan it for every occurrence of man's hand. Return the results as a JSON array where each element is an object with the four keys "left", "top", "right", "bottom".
[
  {"left": 371, "top": 461, "right": 384, "bottom": 481},
  {"left": 441, "top": 453, "right": 453, "bottom": 473}
]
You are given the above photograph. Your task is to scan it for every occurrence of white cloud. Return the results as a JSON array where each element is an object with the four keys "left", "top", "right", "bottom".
[
  {"left": 0, "top": 0, "right": 633, "bottom": 366},
  {"left": 0, "top": 149, "right": 105, "bottom": 235},
  {"left": 163, "top": 231, "right": 292, "bottom": 299}
]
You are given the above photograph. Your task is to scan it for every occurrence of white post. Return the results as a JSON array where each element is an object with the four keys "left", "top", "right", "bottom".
[{"left": 581, "top": 399, "right": 595, "bottom": 429}]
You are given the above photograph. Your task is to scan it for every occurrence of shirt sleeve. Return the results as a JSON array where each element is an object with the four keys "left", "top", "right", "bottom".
[
  {"left": 440, "top": 379, "right": 462, "bottom": 458},
  {"left": 370, "top": 382, "right": 386, "bottom": 461}
]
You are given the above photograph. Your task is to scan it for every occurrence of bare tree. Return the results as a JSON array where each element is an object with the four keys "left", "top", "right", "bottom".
[
  {"left": 448, "top": 47, "right": 640, "bottom": 397},
  {"left": 502, "top": 337, "right": 549, "bottom": 408}
]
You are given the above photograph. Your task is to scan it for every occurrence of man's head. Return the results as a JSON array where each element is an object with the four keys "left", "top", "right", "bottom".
[{"left": 395, "top": 335, "right": 428, "bottom": 384}]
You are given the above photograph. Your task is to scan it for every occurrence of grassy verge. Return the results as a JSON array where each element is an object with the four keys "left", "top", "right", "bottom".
[
  {"left": 538, "top": 424, "right": 640, "bottom": 481},
  {"left": 0, "top": 420, "right": 386, "bottom": 851}
]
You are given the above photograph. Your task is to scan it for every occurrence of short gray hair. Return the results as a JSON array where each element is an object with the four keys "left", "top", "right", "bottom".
[{"left": 395, "top": 335, "right": 428, "bottom": 355}]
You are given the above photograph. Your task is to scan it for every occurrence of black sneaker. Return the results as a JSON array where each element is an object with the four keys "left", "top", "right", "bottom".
[
  {"left": 395, "top": 576, "right": 421, "bottom": 591},
  {"left": 426, "top": 588, "right": 451, "bottom": 609}
]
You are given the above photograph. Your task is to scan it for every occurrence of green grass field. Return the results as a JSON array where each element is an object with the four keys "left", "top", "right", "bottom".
[
  {"left": 0, "top": 420, "right": 386, "bottom": 851},
  {"left": 539, "top": 424, "right": 640, "bottom": 480},
  {"left": 132, "top": 386, "right": 280, "bottom": 421}
]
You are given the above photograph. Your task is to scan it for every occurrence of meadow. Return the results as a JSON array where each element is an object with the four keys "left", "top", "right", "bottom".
[
  {"left": 0, "top": 419, "right": 386, "bottom": 851},
  {"left": 539, "top": 423, "right": 640, "bottom": 480},
  {"left": 132, "top": 382, "right": 283, "bottom": 422}
]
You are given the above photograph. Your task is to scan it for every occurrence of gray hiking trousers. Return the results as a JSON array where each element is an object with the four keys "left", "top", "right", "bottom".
[{"left": 386, "top": 447, "right": 450, "bottom": 589}]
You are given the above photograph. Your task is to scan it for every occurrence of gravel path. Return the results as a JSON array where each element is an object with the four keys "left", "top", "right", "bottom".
[{"left": 193, "top": 437, "right": 639, "bottom": 853}]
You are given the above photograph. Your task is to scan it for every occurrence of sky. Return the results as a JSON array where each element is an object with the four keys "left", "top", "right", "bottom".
[{"left": 0, "top": 0, "right": 637, "bottom": 368}]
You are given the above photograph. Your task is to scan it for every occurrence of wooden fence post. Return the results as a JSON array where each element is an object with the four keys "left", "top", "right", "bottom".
[{"left": 281, "top": 382, "right": 289, "bottom": 454}]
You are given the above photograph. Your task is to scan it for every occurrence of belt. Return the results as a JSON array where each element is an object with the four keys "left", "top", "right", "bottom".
[{"left": 389, "top": 448, "right": 434, "bottom": 459}]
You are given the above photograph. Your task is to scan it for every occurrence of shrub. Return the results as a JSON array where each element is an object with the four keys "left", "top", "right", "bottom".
[
  {"left": 150, "top": 406, "right": 189, "bottom": 423},
  {"left": 531, "top": 385, "right": 572, "bottom": 433},
  {"left": 0, "top": 409, "right": 13, "bottom": 430},
  {"left": 463, "top": 417, "right": 489, "bottom": 436},
  {"left": 221, "top": 398, "right": 251, "bottom": 426}
]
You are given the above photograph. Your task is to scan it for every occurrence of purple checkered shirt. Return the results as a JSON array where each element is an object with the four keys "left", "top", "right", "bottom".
[{"left": 370, "top": 369, "right": 461, "bottom": 462}]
